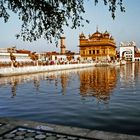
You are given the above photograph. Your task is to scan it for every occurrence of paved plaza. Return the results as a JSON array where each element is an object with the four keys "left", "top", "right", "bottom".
[{"left": 0, "top": 118, "right": 140, "bottom": 140}]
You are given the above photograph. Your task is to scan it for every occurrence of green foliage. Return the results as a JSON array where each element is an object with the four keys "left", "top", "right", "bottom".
[{"left": 0, "top": 0, "right": 125, "bottom": 45}]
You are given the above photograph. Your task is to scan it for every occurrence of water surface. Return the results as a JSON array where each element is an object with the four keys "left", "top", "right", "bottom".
[{"left": 0, "top": 63, "right": 140, "bottom": 136}]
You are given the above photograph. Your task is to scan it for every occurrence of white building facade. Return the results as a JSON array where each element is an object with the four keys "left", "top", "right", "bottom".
[{"left": 119, "top": 41, "right": 136, "bottom": 62}]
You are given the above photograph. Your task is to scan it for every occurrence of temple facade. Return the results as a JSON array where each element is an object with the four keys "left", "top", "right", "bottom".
[{"left": 79, "top": 29, "right": 117, "bottom": 61}]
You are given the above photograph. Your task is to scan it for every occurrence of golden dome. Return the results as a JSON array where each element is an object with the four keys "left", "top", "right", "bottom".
[
  {"left": 104, "top": 30, "right": 109, "bottom": 34},
  {"left": 104, "top": 30, "right": 110, "bottom": 36},
  {"left": 89, "top": 30, "right": 102, "bottom": 39},
  {"left": 103, "top": 30, "right": 110, "bottom": 39},
  {"left": 79, "top": 32, "right": 86, "bottom": 39},
  {"left": 110, "top": 36, "right": 114, "bottom": 40}
]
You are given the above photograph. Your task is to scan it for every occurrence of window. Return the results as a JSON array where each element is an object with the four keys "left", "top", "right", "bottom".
[
  {"left": 89, "top": 50, "right": 92, "bottom": 54},
  {"left": 97, "top": 50, "right": 99, "bottom": 54},
  {"left": 83, "top": 51, "right": 85, "bottom": 54},
  {"left": 93, "top": 50, "right": 95, "bottom": 54}
]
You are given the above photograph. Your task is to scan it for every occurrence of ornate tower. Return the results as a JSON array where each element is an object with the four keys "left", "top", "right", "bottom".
[{"left": 60, "top": 36, "right": 66, "bottom": 54}]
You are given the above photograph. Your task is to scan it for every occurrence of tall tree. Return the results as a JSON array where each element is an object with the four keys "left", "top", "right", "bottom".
[{"left": 0, "top": 0, "right": 125, "bottom": 44}]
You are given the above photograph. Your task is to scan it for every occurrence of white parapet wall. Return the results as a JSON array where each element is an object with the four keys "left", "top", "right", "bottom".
[{"left": 0, "top": 63, "right": 95, "bottom": 77}]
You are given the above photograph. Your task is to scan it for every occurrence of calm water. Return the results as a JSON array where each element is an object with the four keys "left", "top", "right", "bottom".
[{"left": 0, "top": 63, "right": 140, "bottom": 136}]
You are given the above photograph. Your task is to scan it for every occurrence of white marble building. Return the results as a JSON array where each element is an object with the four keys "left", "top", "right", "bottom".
[{"left": 119, "top": 41, "right": 136, "bottom": 62}]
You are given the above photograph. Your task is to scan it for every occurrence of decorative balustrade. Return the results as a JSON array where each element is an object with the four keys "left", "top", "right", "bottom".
[{"left": 0, "top": 63, "right": 95, "bottom": 77}]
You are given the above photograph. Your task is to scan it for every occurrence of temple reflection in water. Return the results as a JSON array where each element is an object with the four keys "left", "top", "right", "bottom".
[
  {"left": 1, "top": 64, "right": 138, "bottom": 102},
  {"left": 79, "top": 67, "right": 117, "bottom": 103},
  {"left": 1, "top": 64, "right": 140, "bottom": 136}
]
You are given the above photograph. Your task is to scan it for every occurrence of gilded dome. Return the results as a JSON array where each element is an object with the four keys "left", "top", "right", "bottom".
[
  {"left": 110, "top": 36, "right": 114, "bottom": 40},
  {"left": 79, "top": 32, "right": 86, "bottom": 39},
  {"left": 103, "top": 30, "right": 110, "bottom": 39},
  {"left": 104, "top": 30, "right": 109, "bottom": 34},
  {"left": 104, "top": 30, "right": 110, "bottom": 36},
  {"left": 89, "top": 30, "right": 102, "bottom": 40}
]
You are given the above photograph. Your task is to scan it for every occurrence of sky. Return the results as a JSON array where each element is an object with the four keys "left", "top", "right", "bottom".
[{"left": 0, "top": 0, "right": 140, "bottom": 53}]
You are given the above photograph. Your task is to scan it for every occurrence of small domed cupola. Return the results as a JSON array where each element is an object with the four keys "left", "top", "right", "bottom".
[
  {"left": 110, "top": 36, "right": 114, "bottom": 41},
  {"left": 79, "top": 32, "right": 86, "bottom": 39},
  {"left": 90, "top": 31, "right": 102, "bottom": 39},
  {"left": 104, "top": 30, "right": 110, "bottom": 38}
]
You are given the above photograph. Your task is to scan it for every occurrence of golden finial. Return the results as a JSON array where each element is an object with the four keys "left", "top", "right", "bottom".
[{"left": 96, "top": 25, "right": 99, "bottom": 32}]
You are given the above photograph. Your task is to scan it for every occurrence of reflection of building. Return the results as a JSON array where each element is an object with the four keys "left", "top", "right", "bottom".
[
  {"left": 79, "top": 28, "right": 116, "bottom": 61},
  {"left": 0, "top": 70, "right": 69, "bottom": 97},
  {"left": 0, "top": 65, "right": 118, "bottom": 101},
  {"left": 79, "top": 67, "right": 117, "bottom": 102},
  {"left": 60, "top": 72, "right": 68, "bottom": 94},
  {"left": 120, "top": 63, "right": 140, "bottom": 85}
]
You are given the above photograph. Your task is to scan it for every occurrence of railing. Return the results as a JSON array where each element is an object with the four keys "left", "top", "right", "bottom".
[{"left": 0, "top": 63, "right": 96, "bottom": 77}]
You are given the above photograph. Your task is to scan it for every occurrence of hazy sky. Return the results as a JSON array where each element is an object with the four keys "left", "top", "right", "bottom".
[{"left": 0, "top": 0, "right": 140, "bottom": 53}]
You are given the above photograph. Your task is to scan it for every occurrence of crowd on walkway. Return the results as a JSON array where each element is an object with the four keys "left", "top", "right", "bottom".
[{"left": 0, "top": 59, "right": 94, "bottom": 68}]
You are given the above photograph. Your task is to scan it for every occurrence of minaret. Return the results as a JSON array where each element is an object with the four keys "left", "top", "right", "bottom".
[{"left": 60, "top": 36, "right": 66, "bottom": 54}]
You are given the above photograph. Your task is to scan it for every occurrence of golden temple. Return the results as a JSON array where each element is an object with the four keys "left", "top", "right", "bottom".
[{"left": 79, "top": 28, "right": 117, "bottom": 61}]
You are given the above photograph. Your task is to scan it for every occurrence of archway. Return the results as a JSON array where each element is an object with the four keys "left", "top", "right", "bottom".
[
  {"left": 120, "top": 47, "right": 134, "bottom": 62},
  {"left": 121, "top": 50, "right": 132, "bottom": 61}
]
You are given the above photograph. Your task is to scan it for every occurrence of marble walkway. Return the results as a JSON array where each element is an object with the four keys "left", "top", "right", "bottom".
[{"left": 0, "top": 118, "right": 140, "bottom": 140}]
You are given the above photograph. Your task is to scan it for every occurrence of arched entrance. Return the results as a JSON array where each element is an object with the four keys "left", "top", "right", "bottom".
[
  {"left": 121, "top": 50, "right": 133, "bottom": 61},
  {"left": 120, "top": 46, "right": 134, "bottom": 62}
]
